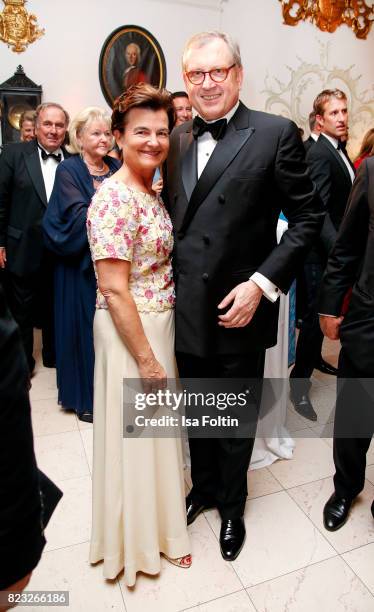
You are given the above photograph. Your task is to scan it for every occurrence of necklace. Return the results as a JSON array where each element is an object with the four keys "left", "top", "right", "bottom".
[{"left": 83, "top": 156, "right": 105, "bottom": 173}]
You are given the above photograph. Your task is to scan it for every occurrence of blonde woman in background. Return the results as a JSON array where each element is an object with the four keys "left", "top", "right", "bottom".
[
  {"left": 43, "top": 107, "right": 120, "bottom": 422},
  {"left": 19, "top": 110, "right": 36, "bottom": 142}
]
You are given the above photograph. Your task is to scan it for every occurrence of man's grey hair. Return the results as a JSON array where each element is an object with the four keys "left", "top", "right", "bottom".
[
  {"left": 35, "top": 102, "right": 70, "bottom": 127},
  {"left": 182, "top": 31, "right": 242, "bottom": 70}
]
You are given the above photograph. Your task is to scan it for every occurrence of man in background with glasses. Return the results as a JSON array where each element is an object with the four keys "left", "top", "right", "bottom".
[{"left": 165, "top": 31, "right": 323, "bottom": 561}]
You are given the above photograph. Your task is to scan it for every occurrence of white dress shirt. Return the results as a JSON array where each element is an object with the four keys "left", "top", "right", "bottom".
[
  {"left": 322, "top": 133, "right": 355, "bottom": 183},
  {"left": 195, "top": 102, "right": 279, "bottom": 303},
  {"left": 197, "top": 102, "right": 239, "bottom": 178},
  {"left": 37, "top": 144, "right": 64, "bottom": 202}
]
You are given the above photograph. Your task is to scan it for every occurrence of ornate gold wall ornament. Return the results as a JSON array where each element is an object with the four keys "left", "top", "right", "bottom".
[
  {"left": 279, "top": 0, "right": 374, "bottom": 40},
  {"left": 0, "top": 0, "right": 44, "bottom": 53}
]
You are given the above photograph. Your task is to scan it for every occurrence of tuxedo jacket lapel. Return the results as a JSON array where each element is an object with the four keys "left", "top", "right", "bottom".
[
  {"left": 24, "top": 142, "right": 47, "bottom": 206},
  {"left": 320, "top": 135, "right": 354, "bottom": 184},
  {"left": 181, "top": 130, "right": 197, "bottom": 202},
  {"left": 180, "top": 103, "right": 255, "bottom": 233},
  {"left": 345, "top": 149, "right": 356, "bottom": 175}
]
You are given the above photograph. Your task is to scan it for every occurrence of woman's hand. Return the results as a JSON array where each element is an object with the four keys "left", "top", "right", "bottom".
[{"left": 138, "top": 353, "right": 167, "bottom": 393}]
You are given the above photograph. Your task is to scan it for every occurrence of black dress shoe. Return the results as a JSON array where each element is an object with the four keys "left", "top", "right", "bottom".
[
  {"left": 220, "top": 517, "right": 246, "bottom": 561},
  {"left": 315, "top": 358, "right": 338, "bottom": 376},
  {"left": 78, "top": 411, "right": 93, "bottom": 423},
  {"left": 290, "top": 392, "right": 317, "bottom": 421},
  {"left": 371, "top": 500, "right": 374, "bottom": 519},
  {"left": 323, "top": 493, "right": 352, "bottom": 531},
  {"left": 186, "top": 494, "right": 207, "bottom": 525}
]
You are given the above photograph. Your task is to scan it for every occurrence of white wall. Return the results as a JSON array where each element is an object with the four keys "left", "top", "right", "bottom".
[
  {"left": 0, "top": 0, "right": 222, "bottom": 116},
  {"left": 1, "top": 0, "right": 373, "bottom": 154}
]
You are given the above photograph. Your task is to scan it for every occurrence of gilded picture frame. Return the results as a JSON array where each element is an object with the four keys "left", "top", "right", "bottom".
[{"left": 99, "top": 25, "right": 167, "bottom": 108}]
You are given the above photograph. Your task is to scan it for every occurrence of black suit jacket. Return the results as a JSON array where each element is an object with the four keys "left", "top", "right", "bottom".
[
  {"left": 319, "top": 157, "right": 374, "bottom": 374},
  {"left": 304, "top": 135, "right": 316, "bottom": 153},
  {"left": 0, "top": 285, "right": 44, "bottom": 588},
  {"left": 166, "top": 102, "right": 324, "bottom": 357},
  {"left": 0, "top": 286, "right": 62, "bottom": 588},
  {"left": 306, "top": 133, "right": 354, "bottom": 261},
  {"left": 0, "top": 139, "right": 69, "bottom": 277}
]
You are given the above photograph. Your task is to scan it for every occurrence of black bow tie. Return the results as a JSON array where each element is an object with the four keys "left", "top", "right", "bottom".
[
  {"left": 337, "top": 141, "right": 346, "bottom": 151},
  {"left": 39, "top": 146, "right": 61, "bottom": 163},
  {"left": 192, "top": 116, "right": 227, "bottom": 140}
]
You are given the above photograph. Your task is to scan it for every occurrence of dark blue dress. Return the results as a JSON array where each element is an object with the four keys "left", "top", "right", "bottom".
[{"left": 43, "top": 155, "right": 120, "bottom": 417}]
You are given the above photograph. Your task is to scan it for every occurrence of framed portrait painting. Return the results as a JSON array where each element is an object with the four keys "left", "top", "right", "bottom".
[{"left": 99, "top": 25, "right": 167, "bottom": 107}]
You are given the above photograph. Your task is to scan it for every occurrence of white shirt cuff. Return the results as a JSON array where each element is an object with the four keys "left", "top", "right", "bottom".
[{"left": 250, "top": 272, "right": 280, "bottom": 303}]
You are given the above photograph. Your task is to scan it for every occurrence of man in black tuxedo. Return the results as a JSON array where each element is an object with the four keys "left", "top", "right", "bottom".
[
  {"left": 290, "top": 89, "right": 355, "bottom": 420},
  {"left": 0, "top": 283, "right": 45, "bottom": 602},
  {"left": 301, "top": 109, "right": 335, "bottom": 375},
  {"left": 319, "top": 158, "right": 374, "bottom": 530},
  {"left": 296, "top": 111, "right": 321, "bottom": 327},
  {"left": 166, "top": 31, "right": 324, "bottom": 561},
  {"left": 0, "top": 102, "right": 69, "bottom": 373}
]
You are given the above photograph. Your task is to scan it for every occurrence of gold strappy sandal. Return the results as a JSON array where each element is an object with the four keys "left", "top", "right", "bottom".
[{"left": 163, "top": 553, "right": 192, "bottom": 568}]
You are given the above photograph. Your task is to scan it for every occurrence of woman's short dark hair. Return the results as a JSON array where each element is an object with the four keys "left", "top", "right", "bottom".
[{"left": 112, "top": 84, "right": 175, "bottom": 134}]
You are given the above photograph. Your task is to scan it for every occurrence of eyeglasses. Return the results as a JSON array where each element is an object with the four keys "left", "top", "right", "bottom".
[{"left": 185, "top": 63, "right": 236, "bottom": 85}]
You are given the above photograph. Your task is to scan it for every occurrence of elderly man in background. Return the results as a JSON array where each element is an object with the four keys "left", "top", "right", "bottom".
[
  {"left": 172, "top": 91, "right": 193, "bottom": 126},
  {"left": 0, "top": 102, "right": 69, "bottom": 374}
]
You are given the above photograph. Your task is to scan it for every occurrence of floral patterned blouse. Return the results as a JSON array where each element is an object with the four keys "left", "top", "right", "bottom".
[{"left": 87, "top": 179, "right": 175, "bottom": 313}]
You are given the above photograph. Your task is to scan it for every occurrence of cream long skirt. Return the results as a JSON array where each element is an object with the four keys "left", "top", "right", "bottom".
[{"left": 89, "top": 308, "right": 190, "bottom": 587}]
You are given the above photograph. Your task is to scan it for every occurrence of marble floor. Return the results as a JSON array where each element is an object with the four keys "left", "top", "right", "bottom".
[{"left": 26, "top": 334, "right": 374, "bottom": 612}]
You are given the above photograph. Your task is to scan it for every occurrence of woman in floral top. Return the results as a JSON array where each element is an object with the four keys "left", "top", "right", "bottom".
[{"left": 87, "top": 85, "right": 191, "bottom": 587}]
